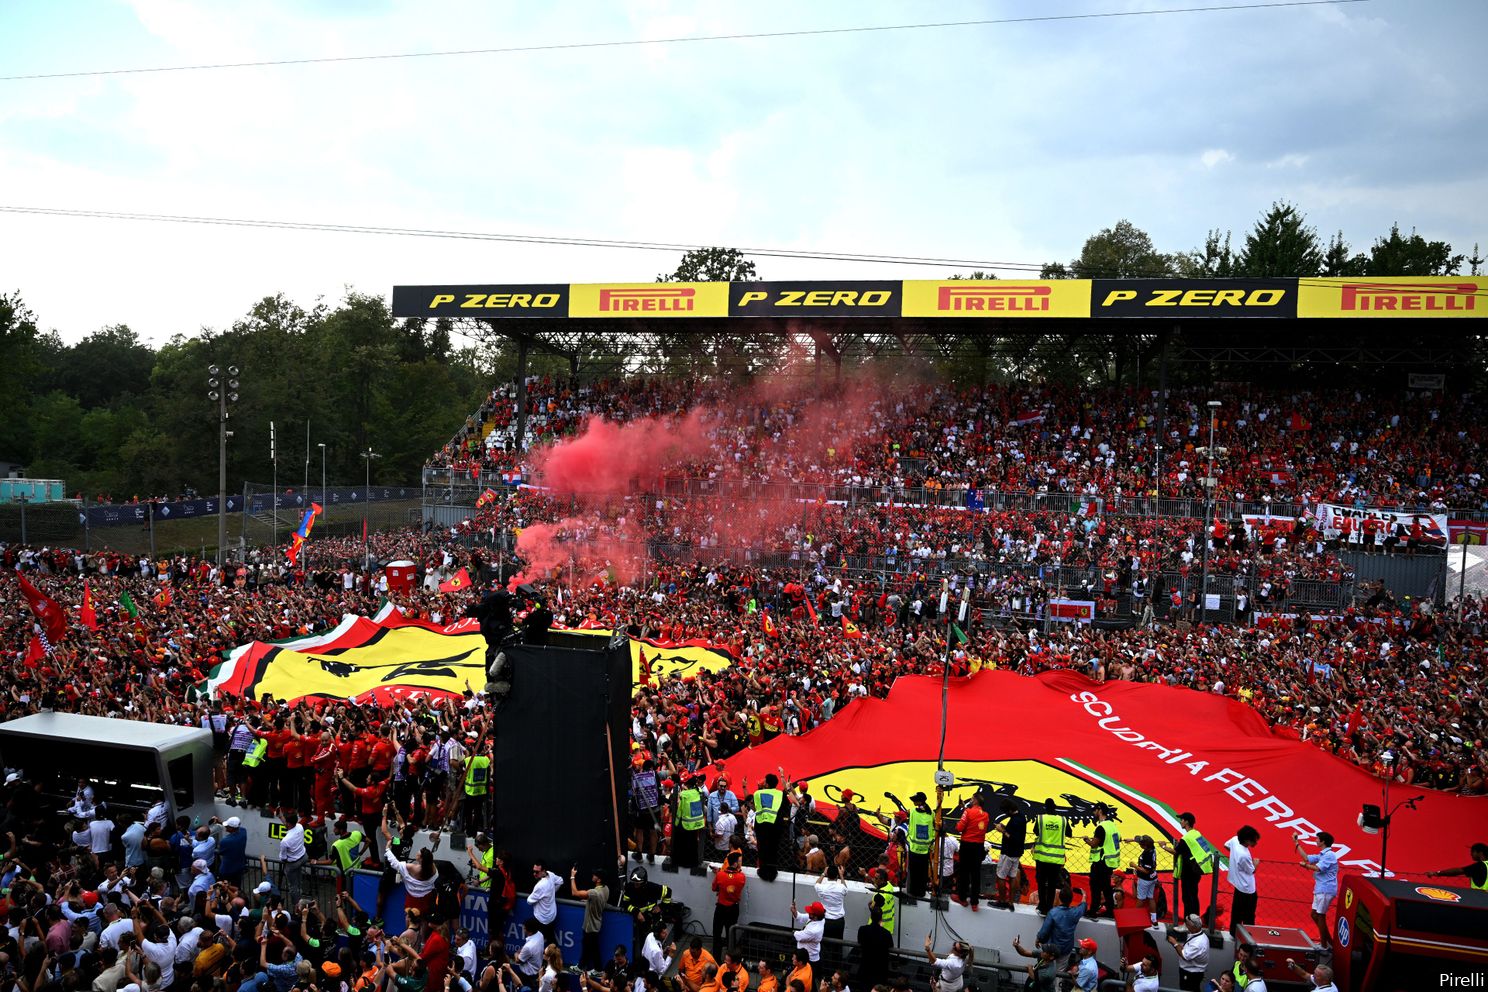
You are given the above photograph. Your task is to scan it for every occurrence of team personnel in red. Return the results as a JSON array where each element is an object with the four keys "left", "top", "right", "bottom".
[
  {"left": 338, "top": 769, "right": 389, "bottom": 859},
  {"left": 711, "top": 851, "right": 747, "bottom": 957},
  {"left": 954, "top": 793, "right": 990, "bottom": 911}
]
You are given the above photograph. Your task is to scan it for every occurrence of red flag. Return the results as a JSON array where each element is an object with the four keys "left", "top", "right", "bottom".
[
  {"left": 154, "top": 586, "right": 173, "bottom": 609},
  {"left": 638, "top": 647, "right": 653, "bottom": 686},
  {"left": 439, "top": 567, "right": 472, "bottom": 593},
  {"left": 1345, "top": 703, "right": 1363, "bottom": 737},
  {"left": 80, "top": 582, "right": 98, "bottom": 632},
  {"left": 23, "top": 636, "right": 44, "bottom": 669},
  {"left": 841, "top": 616, "right": 864, "bottom": 640},
  {"left": 804, "top": 593, "right": 818, "bottom": 624},
  {"left": 16, "top": 574, "right": 66, "bottom": 644},
  {"left": 762, "top": 612, "right": 779, "bottom": 639}
]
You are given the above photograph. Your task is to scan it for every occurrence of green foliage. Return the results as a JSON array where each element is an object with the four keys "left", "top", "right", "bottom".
[
  {"left": 1061, "top": 220, "right": 1178, "bottom": 279},
  {"left": 1364, "top": 223, "right": 1464, "bottom": 276},
  {"left": 1236, "top": 201, "right": 1323, "bottom": 277},
  {"left": 1179, "top": 230, "right": 1237, "bottom": 278},
  {"left": 1, "top": 289, "right": 487, "bottom": 499},
  {"left": 657, "top": 246, "right": 759, "bottom": 283}
]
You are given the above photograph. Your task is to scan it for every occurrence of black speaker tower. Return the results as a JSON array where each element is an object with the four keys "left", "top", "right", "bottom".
[{"left": 490, "top": 632, "right": 631, "bottom": 879}]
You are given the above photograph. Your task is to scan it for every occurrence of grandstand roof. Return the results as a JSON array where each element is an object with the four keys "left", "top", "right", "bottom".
[
  {"left": 395, "top": 277, "right": 1488, "bottom": 376},
  {"left": 0, "top": 712, "right": 210, "bottom": 752}
]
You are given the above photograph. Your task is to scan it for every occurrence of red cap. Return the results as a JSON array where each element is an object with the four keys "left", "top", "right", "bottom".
[
  {"left": 841, "top": 789, "right": 855, "bottom": 801},
  {"left": 82, "top": 891, "right": 99, "bottom": 907},
  {"left": 894, "top": 810, "right": 909, "bottom": 821},
  {"left": 806, "top": 902, "right": 825, "bottom": 918},
  {"left": 1078, "top": 938, "right": 1098, "bottom": 953}
]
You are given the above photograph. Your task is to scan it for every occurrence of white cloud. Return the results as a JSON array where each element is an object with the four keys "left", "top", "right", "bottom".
[{"left": 1200, "top": 149, "right": 1234, "bottom": 170}]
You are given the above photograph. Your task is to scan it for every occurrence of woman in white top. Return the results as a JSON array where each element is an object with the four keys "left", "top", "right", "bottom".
[
  {"left": 380, "top": 822, "right": 438, "bottom": 914},
  {"left": 922, "top": 936, "right": 970, "bottom": 992},
  {"left": 813, "top": 864, "right": 848, "bottom": 942},
  {"left": 537, "top": 943, "right": 565, "bottom": 992}
]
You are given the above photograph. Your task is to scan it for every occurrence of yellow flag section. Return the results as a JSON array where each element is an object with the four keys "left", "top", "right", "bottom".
[
  {"left": 632, "top": 638, "right": 734, "bottom": 692},
  {"left": 800, "top": 758, "right": 1177, "bottom": 873},
  {"left": 208, "top": 613, "right": 734, "bottom": 705}
]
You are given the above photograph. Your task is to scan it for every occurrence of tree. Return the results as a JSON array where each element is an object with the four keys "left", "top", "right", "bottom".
[
  {"left": 57, "top": 324, "right": 156, "bottom": 409},
  {"left": 1039, "top": 261, "right": 1071, "bottom": 279},
  {"left": 1363, "top": 224, "right": 1463, "bottom": 275},
  {"left": 1179, "top": 229, "right": 1237, "bottom": 278},
  {"left": 1063, "top": 221, "right": 1177, "bottom": 279},
  {"left": 657, "top": 247, "right": 759, "bottom": 282},
  {"left": 948, "top": 271, "right": 998, "bottom": 280},
  {"left": 1469, "top": 243, "right": 1484, "bottom": 276},
  {"left": 1235, "top": 202, "right": 1323, "bottom": 277},
  {"left": 1321, "top": 232, "right": 1368, "bottom": 277}
]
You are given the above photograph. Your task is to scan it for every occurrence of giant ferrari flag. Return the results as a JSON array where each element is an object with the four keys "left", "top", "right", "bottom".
[
  {"left": 723, "top": 670, "right": 1485, "bottom": 915},
  {"left": 208, "top": 606, "right": 734, "bottom": 705}
]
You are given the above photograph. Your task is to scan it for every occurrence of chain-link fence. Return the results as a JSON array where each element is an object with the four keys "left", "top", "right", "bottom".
[{"left": 237, "top": 481, "right": 422, "bottom": 557}]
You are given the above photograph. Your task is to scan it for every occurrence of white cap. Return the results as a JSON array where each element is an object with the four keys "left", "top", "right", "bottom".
[
  {"left": 192, "top": 859, "right": 208, "bottom": 872},
  {"left": 255, "top": 881, "right": 272, "bottom": 894},
  {"left": 224, "top": 816, "right": 241, "bottom": 829}
]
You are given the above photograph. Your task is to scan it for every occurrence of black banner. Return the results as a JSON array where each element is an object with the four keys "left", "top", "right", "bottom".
[
  {"left": 391, "top": 285, "right": 569, "bottom": 318},
  {"left": 1090, "top": 278, "right": 1297, "bottom": 318},
  {"left": 81, "top": 487, "right": 414, "bottom": 528},
  {"left": 728, "top": 280, "right": 902, "bottom": 317}
]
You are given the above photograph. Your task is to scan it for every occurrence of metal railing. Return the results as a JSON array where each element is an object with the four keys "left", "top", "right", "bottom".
[{"left": 728, "top": 923, "right": 1014, "bottom": 992}]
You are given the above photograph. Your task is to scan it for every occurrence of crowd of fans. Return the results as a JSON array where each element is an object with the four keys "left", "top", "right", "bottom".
[
  {"left": 2, "top": 371, "right": 1486, "bottom": 991},
  {"left": 428, "top": 376, "right": 1488, "bottom": 513}
]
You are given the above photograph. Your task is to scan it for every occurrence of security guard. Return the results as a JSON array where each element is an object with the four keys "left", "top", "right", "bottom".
[
  {"left": 1032, "top": 797, "right": 1070, "bottom": 914},
  {"left": 871, "top": 867, "right": 897, "bottom": 938},
  {"left": 1425, "top": 842, "right": 1488, "bottom": 890},
  {"left": 753, "top": 773, "right": 785, "bottom": 881},
  {"left": 241, "top": 735, "right": 268, "bottom": 807},
  {"left": 462, "top": 741, "right": 491, "bottom": 833},
  {"left": 1084, "top": 803, "right": 1121, "bottom": 918},
  {"left": 328, "top": 819, "right": 366, "bottom": 893},
  {"left": 905, "top": 792, "right": 935, "bottom": 897},
  {"left": 672, "top": 774, "right": 707, "bottom": 869},
  {"left": 1161, "top": 811, "right": 1216, "bottom": 920}
]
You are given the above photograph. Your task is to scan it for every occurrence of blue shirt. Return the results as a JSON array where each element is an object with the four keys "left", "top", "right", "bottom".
[
  {"left": 219, "top": 830, "right": 248, "bottom": 876},
  {"left": 266, "top": 954, "right": 304, "bottom": 992},
  {"left": 122, "top": 822, "right": 147, "bottom": 868},
  {"left": 1036, "top": 903, "right": 1086, "bottom": 956},
  {"left": 705, "top": 789, "right": 738, "bottom": 828},
  {"left": 1308, "top": 848, "right": 1339, "bottom": 895},
  {"left": 1075, "top": 956, "right": 1099, "bottom": 991}
]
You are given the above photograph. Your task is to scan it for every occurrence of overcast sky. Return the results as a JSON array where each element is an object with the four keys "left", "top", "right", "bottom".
[{"left": 2, "top": 0, "right": 1485, "bottom": 343}]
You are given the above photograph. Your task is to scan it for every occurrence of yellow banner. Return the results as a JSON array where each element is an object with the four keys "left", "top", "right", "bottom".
[
  {"left": 568, "top": 282, "right": 730, "bottom": 318},
  {"left": 1297, "top": 276, "right": 1488, "bottom": 318},
  {"left": 902, "top": 279, "right": 1091, "bottom": 318}
]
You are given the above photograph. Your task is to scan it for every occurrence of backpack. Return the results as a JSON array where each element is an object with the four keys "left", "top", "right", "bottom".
[
  {"left": 194, "top": 941, "right": 231, "bottom": 978},
  {"left": 434, "top": 861, "right": 464, "bottom": 920}
]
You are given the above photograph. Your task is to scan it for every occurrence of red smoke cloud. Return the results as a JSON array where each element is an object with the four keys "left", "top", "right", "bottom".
[{"left": 512, "top": 370, "right": 918, "bottom": 590}]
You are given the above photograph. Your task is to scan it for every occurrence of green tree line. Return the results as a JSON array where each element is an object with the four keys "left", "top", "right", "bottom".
[
  {"left": 0, "top": 291, "right": 491, "bottom": 501},
  {"left": 1040, "top": 203, "right": 1482, "bottom": 279}
]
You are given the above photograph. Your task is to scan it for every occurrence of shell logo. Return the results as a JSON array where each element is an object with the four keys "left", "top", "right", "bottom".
[{"left": 1413, "top": 885, "right": 1463, "bottom": 903}]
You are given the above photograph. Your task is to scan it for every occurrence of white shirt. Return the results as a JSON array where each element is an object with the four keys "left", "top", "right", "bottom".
[
  {"left": 174, "top": 927, "right": 204, "bottom": 964},
  {"left": 279, "top": 823, "right": 307, "bottom": 862},
  {"left": 89, "top": 820, "right": 115, "bottom": 855},
  {"left": 814, "top": 879, "right": 847, "bottom": 921},
  {"left": 792, "top": 914, "right": 824, "bottom": 961},
  {"left": 932, "top": 952, "right": 966, "bottom": 992},
  {"left": 640, "top": 931, "right": 673, "bottom": 976},
  {"left": 516, "top": 932, "right": 545, "bottom": 976},
  {"left": 1225, "top": 836, "right": 1257, "bottom": 894},
  {"left": 1179, "top": 932, "right": 1210, "bottom": 972},
  {"left": 713, "top": 812, "right": 737, "bottom": 852},
  {"left": 141, "top": 931, "right": 178, "bottom": 987},
  {"left": 455, "top": 939, "right": 478, "bottom": 978},
  {"left": 100, "top": 918, "right": 134, "bottom": 950},
  {"left": 939, "top": 835, "right": 960, "bottom": 878},
  {"left": 1132, "top": 973, "right": 1161, "bottom": 992},
  {"left": 527, "top": 870, "right": 562, "bottom": 924},
  {"left": 383, "top": 848, "right": 436, "bottom": 897}
]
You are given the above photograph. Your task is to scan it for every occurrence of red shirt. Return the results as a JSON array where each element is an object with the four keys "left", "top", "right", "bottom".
[
  {"left": 352, "top": 779, "right": 387, "bottom": 816},
  {"left": 420, "top": 930, "right": 451, "bottom": 990},
  {"left": 370, "top": 738, "right": 397, "bottom": 773},
  {"left": 264, "top": 728, "right": 290, "bottom": 760},
  {"left": 284, "top": 735, "right": 308, "bottom": 769},
  {"left": 957, "top": 806, "right": 990, "bottom": 844},
  {"left": 712, "top": 867, "right": 746, "bottom": 907}
]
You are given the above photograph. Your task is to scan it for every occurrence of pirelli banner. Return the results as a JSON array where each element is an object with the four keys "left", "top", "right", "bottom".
[{"left": 392, "top": 277, "right": 1488, "bottom": 319}]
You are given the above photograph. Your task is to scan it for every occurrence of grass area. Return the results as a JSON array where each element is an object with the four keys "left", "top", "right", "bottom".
[{"left": 0, "top": 498, "right": 423, "bottom": 557}]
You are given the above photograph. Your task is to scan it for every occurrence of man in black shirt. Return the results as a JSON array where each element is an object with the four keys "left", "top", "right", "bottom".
[
  {"left": 993, "top": 810, "right": 1029, "bottom": 907},
  {"left": 1425, "top": 843, "right": 1488, "bottom": 889},
  {"left": 854, "top": 905, "right": 893, "bottom": 991}
]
